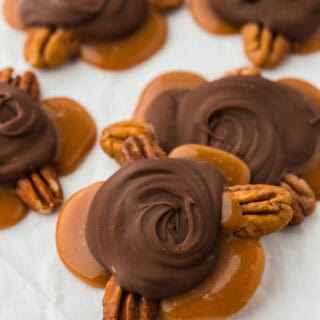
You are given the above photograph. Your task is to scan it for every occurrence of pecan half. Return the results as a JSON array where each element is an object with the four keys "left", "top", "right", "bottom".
[
  {"left": 241, "top": 23, "right": 291, "bottom": 68},
  {"left": 281, "top": 174, "right": 316, "bottom": 225},
  {"left": 24, "top": 27, "right": 80, "bottom": 69},
  {"left": 103, "top": 275, "right": 159, "bottom": 320},
  {"left": 224, "top": 66, "right": 261, "bottom": 78},
  {"left": 0, "top": 68, "right": 40, "bottom": 100},
  {"left": 224, "top": 184, "right": 293, "bottom": 239},
  {"left": 149, "top": 0, "right": 184, "bottom": 12},
  {"left": 15, "top": 166, "right": 63, "bottom": 214},
  {"left": 100, "top": 121, "right": 156, "bottom": 163},
  {"left": 119, "top": 135, "right": 167, "bottom": 165}
]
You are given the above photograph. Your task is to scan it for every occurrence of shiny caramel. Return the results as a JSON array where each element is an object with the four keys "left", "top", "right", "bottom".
[
  {"left": 161, "top": 235, "right": 265, "bottom": 320},
  {"left": 133, "top": 71, "right": 207, "bottom": 121},
  {"left": 56, "top": 182, "right": 109, "bottom": 288},
  {"left": 0, "top": 187, "right": 27, "bottom": 229},
  {"left": 43, "top": 98, "right": 97, "bottom": 176},
  {"left": 3, "top": 0, "right": 26, "bottom": 30},
  {"left": 81, "top": 11, "right": 167, "bottom": 71},
  {"left": 189, "top": 0, "right": 238, "bottom": 35},
  {"left": 294, "top": 31, "right": 320, "bottom": 54},
  {"left": 169, "top": 144, "right": 251, "bottom": 186},
  {"left": 221, "top": 191, "right": 243, "bottom": 235},
  {"left": 278, "top": 78, "right": 320, "bottom": 199}
]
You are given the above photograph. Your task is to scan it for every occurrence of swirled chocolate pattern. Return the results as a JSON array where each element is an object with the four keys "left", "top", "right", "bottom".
[
  {"left": 143, "top": 76, "right": 320, "bottom": 185},
  {"left": 209, "top": 0, "right": 320, "bottom": 42},
  {"left": 20, "top": 0, "right": 148, "bottom": 41},
  {"left": 86, "top": 158, "right": 223, "bottom": 299},
  {"left": 0, "top": 84, "right": 57, "bottom": 185}
]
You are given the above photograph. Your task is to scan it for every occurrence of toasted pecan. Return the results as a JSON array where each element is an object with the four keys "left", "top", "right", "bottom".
[
  {"left": 224, "top": 184, "right": 293, "bottom": 238},
  {"left": 103, "top": 275, "right": 159, "bottom": 320},
  {"left": 119, "top": 135, "right": 167, "bottom": 165},
  {"left": 24, "top": 27, "right": 80, "bottom": 69},
  {"left": 15, "top": 166, "right": 63, "bottom": 214},
  {"left": 281, "top": 173, "right": 316, "bottom": 225},
  {"left": 241, "top": 23, "right": 291, "bottom": 68},
  {"left": 0, "top": 68, "right": 40, "bottom": 99},
  {"left": 100, "top": 121, "right": 156, "bottom": 163}
]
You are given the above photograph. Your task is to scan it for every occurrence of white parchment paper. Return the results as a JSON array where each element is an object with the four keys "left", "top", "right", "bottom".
[{"left": 0, "top": 1, "right": 320, "bottom": 319}]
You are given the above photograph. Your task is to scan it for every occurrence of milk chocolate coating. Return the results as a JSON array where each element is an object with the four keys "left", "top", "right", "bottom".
[
  {"left": 20, "top": 0, "right": 148, "bottom": 41},
  {"left": 0, "top": 84, "right": 57, "bottom": 186},
  {"left": 86, "top": 159, "right": 223, "bottom": 299},
  {"left": 209, "top": 0, "right": 320, "bottom": 42},
  {"left": 143, "top": 76, "right": 320, "bottom": 185}
]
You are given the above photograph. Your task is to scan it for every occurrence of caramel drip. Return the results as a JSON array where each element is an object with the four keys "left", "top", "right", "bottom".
[
  {"left": 80, "top": 11, "right": 167, "bottom": 70},
  {"left": 56, "top": 182, "right": 109, "bottom": 288},
  {"left": 294, "top": 31, "right": 320, "bottom": 54},
  {"left": 42, "top": 98, "right": 96, "bottom": 176},
  {"left": 189, "top": 0, "right": 238, "bottom": 35},
  {"left": 169, "top": 144, "right": 251, "bottom": 186},
  {"left": 161, "top": 235, "right": 265, "bottom": 320},
  {"left": 3, "top": 0, "right": 26, "bottom": 30},
  {"left": 278, "top": 78, "right": 320, "bottom": 199},
  {"left": 0, "top": 187, "right": 27, "bottom": 229},
  {"left": 133, "top": 71, "right": 207, "bottom": 121}
]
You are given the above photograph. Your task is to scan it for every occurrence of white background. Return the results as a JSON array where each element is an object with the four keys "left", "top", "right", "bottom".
[{"left": 0, "top": 1, "right": 320, "bottom": 319}]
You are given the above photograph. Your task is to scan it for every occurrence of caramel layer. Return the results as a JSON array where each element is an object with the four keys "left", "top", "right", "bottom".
[
  {"left": 278, "top": 78, "right": 320, "bottom": 199},
  {"left": 0, "top": 187, "right": 27, "bottom": 229},
  {"left": 169, "top": 144, "right": 251, "bottom": 186},
  {"left": 294, "top": 31, "right": 320, "bottom": 54},
  {"left": 133, "top": 71, "right": 207, "bottom": 120},
  {"left": 80, "top": 11, "right": 167, "bottom": 71},
  {"left": 3, "top": 0, "right": 26, "bottom": 30},
  {"left": 189, "top": 0, "right": 238, "bottom": 35},
  {"left": 56, "top": 182, "right": 109, "bottom": 288},
  {"left": 161, "top": 235, "right": 265, "bottom": 320},
  {"left": 43, "top": 98, "right": 96, "bottom": 176}
]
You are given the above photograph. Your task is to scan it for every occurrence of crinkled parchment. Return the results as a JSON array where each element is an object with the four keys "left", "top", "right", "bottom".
[{"left": 0, "top": 1, "right": 319, "bottom": 318}]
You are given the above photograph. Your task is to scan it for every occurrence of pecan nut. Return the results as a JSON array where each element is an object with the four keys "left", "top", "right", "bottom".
[
  {"left": 224, "top": 66, "right": 261, "bottom": 78},
  {"left": 103, "top": 275, "right": 159, "bottom": 320},
  {"left": 281, "top": 173, "right": 316, "bottom": 225},
  {"left": 100, "top": 121, "right": 156, "bottom": 163},
  {"left": 0, "top": 68, "right": 40, "bottom": 100},
  {"left": 149, "top": 0, "right": 184, "bottom": 12},
  {"left": 24, "top": 27, "right": 81, "bottom": 69},
  {"left": 241, "top": 23, "right": 291, "bottom": 68},
  {"left": 119, "top": 135, "right": 167, "bottom": 165},
  {"left": 223, "top": 184, "right": 293, "bottom": 239},
  {"left": 15, "top": 166, "right": 63, "bottom": 214}
]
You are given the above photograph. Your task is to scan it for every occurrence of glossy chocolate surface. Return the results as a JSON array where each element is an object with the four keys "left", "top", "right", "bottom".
[
  {"left": 143, "top": 76, "right": 320, "bottom": 184},
  {"left": 0, "top": 84, "right": 57, "bottom": 185},
  {"left": 20, "top": 0, "right": 148, "bottom": 41},
  {"left": 86, "top": 158, "right": 223, "bottom": 299}
]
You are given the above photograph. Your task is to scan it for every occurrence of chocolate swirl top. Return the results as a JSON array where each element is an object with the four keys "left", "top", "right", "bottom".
[
  {"left": 0, "top": 84, "right": 57, "bottom": 186},
  {"left": 209, "top": 0, "right": 320, "bottom": 42},
  {"left": 86, "top": 158, "right": 223, "bottom": 299},
  {"left": 20, "top": 0, "right": 148, "bottom": 41},
  {"left": 143, "top": 76, "right": 320, "bottom": 185}
]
